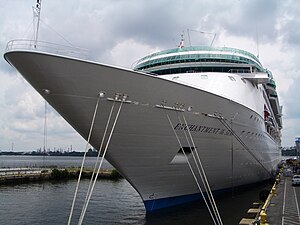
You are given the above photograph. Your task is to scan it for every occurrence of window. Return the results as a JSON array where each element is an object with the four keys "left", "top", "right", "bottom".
[{"left": 228, "top": 76, "right": 236, "bottom": 81}]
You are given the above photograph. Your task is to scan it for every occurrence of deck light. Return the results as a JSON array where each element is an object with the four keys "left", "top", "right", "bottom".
[
  {"left": 98, "top": 91, "right": 105, "bottom": 98},
  {"left": 42, "top": 89, "right": 51, "bottom": 95}
]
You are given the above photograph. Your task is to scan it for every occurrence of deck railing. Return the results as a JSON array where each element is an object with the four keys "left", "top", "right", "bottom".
[
  {"left": 5, "top": 39, "right": 89, "bottom": 60},
  {"left": 0, "top": 168, "right": 43, "bottom": 176}
]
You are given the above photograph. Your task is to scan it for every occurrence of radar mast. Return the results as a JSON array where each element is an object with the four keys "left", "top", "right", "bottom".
[{"left": 33, "top": 0, "right": 42, "bottom": 48}]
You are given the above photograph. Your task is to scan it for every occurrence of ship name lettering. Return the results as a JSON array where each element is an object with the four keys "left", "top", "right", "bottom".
[{"left": 173, "top": 123, "right": 232, "bottom": 136}]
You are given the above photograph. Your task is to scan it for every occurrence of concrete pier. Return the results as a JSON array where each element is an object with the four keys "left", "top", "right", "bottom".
[
  {"left": 266, "top": 175, "right": 300, "bottom": 224},
  {"left": 240, "top": 166, "right": 300, "bottom": 225},
  {"left": 0, "top": 168, "right": 50, "bottom": 184},
  {"left": 0, "top": 167, "right": 122, "bottom": 185}
]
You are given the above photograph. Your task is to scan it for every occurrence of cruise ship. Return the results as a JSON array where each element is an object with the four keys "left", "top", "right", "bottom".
[{"left": 4, "top": 38, "right": 282, "bottom": 211}]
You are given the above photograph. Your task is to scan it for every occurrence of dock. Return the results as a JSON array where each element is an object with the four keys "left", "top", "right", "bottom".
[
  {"left": 240, "top": 164, "right": 300, "bottom": 225},
  {"left": 265, "top": 174, "right": 300, "bottom": 224},
  {"left": 0, "top": 167, "right": 122, "bottom": 185}
]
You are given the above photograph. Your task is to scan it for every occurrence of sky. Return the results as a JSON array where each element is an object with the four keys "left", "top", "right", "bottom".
[{"left": 0, "top": 0, "right": 299, "bottom": 151}]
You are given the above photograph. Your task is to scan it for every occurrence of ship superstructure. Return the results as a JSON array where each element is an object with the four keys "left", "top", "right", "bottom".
[{"left": 134, "top": 44, "right": 282, "bottom": 142}]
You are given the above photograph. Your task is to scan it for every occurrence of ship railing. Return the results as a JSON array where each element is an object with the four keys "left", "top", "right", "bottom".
[
  {"left": 0, "top": 168, "right": 42, "bottom": 176},
  {"left": 228, "top": 68, "right": 251, "bottom": 73},
  {"left": 5, "top": 39, "right": 89, "bottom": 60}
]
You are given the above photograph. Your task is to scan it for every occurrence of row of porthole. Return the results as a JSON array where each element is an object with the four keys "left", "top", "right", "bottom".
[
  {"left": 228, "top": 76, "right": 263, "bottom": 92},
  {"left": 172, "top": 73, "right": 264, "bottom": 95},
  {"left": 199, "top": 75, "right": 245, "bottom": 82},
  {"left": 200, "top": 75, "right": 254, "bottom": 89},
  {"left": 227, "top": 76, "right": 247, "bottom": 83},
  {"left": 250, "top": 114, "right": 264, "bottom": 125},
  {"left": 228, "top": 76, "right": 249, "bottom": 86},
  {"left": 229, "top": 172, "right": 265, "bottom": 179},
  {"left": 201, "top": 75, "right": 265, "bottom": 99},
  {"left": 199, "top": 74, "right": 242, "bottom": 82},
  {"left": 240, "top": 130, "right": 264, "bottom": 138},
  {"left": 239, "top": 162, "right": 261, "bottom": 166}
]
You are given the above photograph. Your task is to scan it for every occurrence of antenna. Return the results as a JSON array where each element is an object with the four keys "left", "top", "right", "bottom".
[
  {"left": 256, "top": 26, "right": 260, "bottom": 58},
  {"left": 187, "top": 29, "right": 191, "bottom": 47},
  {"left": 210, "top": 33, "right": 216, "bottom": 48},
  {"left": 178, "top": 32, "right": 184, "bottom": 48},
  {"left": 33, "top": 0, "right": 42, "bottom": 48}
]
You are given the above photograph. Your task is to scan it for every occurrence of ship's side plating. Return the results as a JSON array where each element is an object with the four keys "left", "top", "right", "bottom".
[{"left": 4, "top": 47, "right": 281, "bottom": 211}]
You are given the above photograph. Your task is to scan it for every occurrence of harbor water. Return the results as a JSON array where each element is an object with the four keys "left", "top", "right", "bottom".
[{"left": 0, "top": 155, "right": 272, "bottom": 225}]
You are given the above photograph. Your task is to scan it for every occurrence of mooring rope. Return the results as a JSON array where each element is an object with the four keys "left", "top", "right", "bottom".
[
  {"left": 78, "top": 94, "right": 126, "bottom": 225},
  {"left": 67, "top": 96, "right": 100, "bottom": 225},
  {"left": 164, "top": 109, "right": 218, "bottom": 225},
  {"left": 180, "top": 113, "right": 223, "bottom": 225},
  {"left": 78, "top": 99, "right": 117, "bottom": 224}
]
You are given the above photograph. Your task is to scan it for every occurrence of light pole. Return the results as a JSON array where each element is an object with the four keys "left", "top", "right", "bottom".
[{"left": 295, "top": 137, "right": 300, "bottom": 163}]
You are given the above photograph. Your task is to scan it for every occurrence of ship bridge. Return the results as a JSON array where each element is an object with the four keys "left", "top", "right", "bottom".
[{"left": 133, "top": 46, "right": 264, "bottom": 75}]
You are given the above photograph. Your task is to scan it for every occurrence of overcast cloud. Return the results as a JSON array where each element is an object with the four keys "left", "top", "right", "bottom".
[{"left": 1, "top": 0, "right": 300, "bottom": 151}]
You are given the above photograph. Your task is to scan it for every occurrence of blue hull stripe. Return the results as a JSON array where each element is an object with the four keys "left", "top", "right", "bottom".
[
  {"left": 144, "top": 192, "right": 203, "bottom": 212},
  {"left": 143, "top": 180, "right": 270, "bottom": 212}
]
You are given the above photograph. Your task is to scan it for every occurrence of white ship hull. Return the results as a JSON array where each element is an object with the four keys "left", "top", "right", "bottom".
[{"left": 4, "top": 50, "right": 280, "bottom": 211}]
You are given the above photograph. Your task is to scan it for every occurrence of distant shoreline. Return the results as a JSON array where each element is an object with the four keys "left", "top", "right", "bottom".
[
  {"left": 0, "top": 150, "right": 98, "bottom": 157},
  {"left": 1, "top": 151, "right": 297, "bottom": 157}
]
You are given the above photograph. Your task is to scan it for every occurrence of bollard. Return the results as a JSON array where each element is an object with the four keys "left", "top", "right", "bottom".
[
  {"left": 260, "top": 210, "right": 268, "bottom": 225},
  {"left": 271, "top": 187, "right": 277, "bottom": 196}
]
